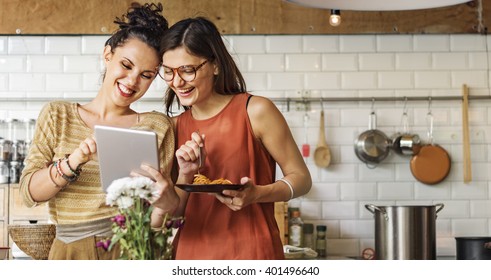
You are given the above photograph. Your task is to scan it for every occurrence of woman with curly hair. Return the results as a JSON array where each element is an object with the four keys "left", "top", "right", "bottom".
[{"left": 19, "top": 3, "right": 176, "bottom": 260}]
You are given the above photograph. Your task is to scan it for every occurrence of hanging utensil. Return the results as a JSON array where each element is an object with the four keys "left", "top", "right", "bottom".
[
  {"left": 302, "top": 112, "right": 310, "bottom": 161},
  {"left": 410, "top": 99, "right": 451, "bottom": 185},
  {"left": 354, "top": 99, "right": 391, "bottom": 168},
  {"left": 392, "top": 98, "right": 421, "bottom": 156},
  {"left": 462, "top": 84, "right": 472, "bottom": 183},
  {"left": 314, "top": 99, "right": 331, "bottom": 168}
]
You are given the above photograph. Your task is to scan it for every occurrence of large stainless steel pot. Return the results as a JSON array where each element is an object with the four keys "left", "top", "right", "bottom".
[{"left": 365, "top": 203, "right": 444, "bottom": 260}]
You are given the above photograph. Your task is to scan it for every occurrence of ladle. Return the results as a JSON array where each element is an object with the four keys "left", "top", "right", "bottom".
[{"left": 313, "top": 99, "right": 331, "bottom": 168}]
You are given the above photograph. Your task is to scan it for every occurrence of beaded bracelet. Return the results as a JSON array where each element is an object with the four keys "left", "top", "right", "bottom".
[
  {"left": 48, "top": 163, "right": 66, "bottom": 189},
  {"left": 63, "top": 154, "right": 82, "bottom": 177},
  {"left": 54, "top": 158, "right": 77, "bottom": 183}
]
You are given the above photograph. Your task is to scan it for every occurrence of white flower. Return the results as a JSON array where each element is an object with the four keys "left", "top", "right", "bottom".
[{"left": 106, "top": 176, "right": 156, "bottom": 209}]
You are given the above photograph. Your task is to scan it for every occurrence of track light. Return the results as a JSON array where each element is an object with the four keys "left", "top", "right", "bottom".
[{"left": 329, "top": 9, "right": 341, "bottom": 27}]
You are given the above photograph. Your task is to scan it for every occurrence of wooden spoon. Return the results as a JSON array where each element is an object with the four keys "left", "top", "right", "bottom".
[{"left": 314, "top": 110, "right": 331, "bottom": 168}]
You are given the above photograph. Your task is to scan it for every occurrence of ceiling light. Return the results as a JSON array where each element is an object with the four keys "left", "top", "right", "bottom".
[{"left": 329, "top": 9, "right": 341, "bottom": 26}]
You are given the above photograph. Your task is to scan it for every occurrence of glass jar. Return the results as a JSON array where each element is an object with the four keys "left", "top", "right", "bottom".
[
  {"left": 0, "top": 120, "right": 6, "bottom": 139},
  {"left": 9, "top": 160, "right": 20, "bottom": 184},
  {"left": 11, "top": 140, "right": 26, "bottom": 162},
  {"left": 6, "top": 118, "right": 21, "bottom": 141},
  {"left": 24, "top": 118, "right": 36, "bottom": 143},
  {"left": 0, "top": 138, "right": 12, "bottom": 161},
  {"left": 0, "top": 161, "right": 9, "bottom": 184}
]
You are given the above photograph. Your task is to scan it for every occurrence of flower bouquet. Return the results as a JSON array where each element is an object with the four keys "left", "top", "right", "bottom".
[{"left": 98, "top": 176, "right": 183, "bottom": 260}]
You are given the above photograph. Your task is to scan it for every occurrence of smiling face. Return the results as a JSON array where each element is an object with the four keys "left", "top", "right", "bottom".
[
  {"left": 102, "top": 38, "right": 160, "bottom": 108},
  {"left": 162, "top": 47, "right": 216, "bottom": 108}
]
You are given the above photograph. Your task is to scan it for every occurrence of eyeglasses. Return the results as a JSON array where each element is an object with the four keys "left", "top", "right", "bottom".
[{"left": 159, "top": 60, "right": 208, "bottom": 82}]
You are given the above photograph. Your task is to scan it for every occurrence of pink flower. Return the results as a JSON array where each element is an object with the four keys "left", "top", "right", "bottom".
[
  {"left": 111, "top": 214, "right": 126, "bottom": 228},
  {"left": 96, "top": 239, "right": 111, "bottom": 251},
  {"left": 165, "top": 218, "right": 185, "bottom": 229},
  {"left": 165, "top": 219, "right": 174, "bottom": 229},
  {"left": 173, "top": 219, "right": 185, "bottom": 229}
]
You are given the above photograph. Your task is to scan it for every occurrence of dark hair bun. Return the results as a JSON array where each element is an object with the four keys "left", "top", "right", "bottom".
[{"left": 114, "top": 2, "right": 168, "bottom": 36}]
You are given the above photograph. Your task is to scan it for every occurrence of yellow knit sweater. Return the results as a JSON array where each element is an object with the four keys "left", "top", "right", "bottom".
[{"left": 19, "top": 101, "right": 175, "bottom": 225}]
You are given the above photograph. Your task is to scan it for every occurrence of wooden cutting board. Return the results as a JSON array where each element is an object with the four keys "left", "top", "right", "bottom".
[
  {"left": 274, "top": 202, "right": 288, "bottom": 245},
  {"left": 462, "top": 84, "right": 472, "bottom": 183}
]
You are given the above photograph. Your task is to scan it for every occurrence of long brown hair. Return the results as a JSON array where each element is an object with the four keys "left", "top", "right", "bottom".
[{"left": 160, "top": 17, "right": 246, "bottom": 116}]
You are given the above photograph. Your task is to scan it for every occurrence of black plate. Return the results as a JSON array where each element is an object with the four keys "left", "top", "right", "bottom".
[{"left": 176, "top": 184, "right": 243, "bottom": 193}]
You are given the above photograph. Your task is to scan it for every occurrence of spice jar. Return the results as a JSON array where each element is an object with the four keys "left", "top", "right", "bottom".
[
  {"left": 316, "top": 225, "right": 327, "bottom": 258},
  {"left": 288, "top": 209, "right": 304, "bottom": 247},
  {"left": 303, "top": 223, "right": 314, "bottom": 249}
]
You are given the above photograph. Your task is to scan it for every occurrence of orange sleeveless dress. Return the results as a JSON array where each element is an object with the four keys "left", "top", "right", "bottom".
[{"left": 174, "top": 93, "right": 284, "bottom": 259}]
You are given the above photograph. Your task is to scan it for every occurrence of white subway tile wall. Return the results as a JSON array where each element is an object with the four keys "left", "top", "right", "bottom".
[{"left": 1, "top": 34, "right": 491, "bottom": 258}]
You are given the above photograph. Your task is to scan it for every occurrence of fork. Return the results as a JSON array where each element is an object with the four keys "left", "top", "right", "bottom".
[
  {"left": 196, "top": 130, "right": 203, "bottom": 174},
  {"left": 197, "top": 146, "right": 202, "bottom": 175}
]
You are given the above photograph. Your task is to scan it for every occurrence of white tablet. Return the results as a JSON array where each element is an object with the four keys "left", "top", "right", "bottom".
[{"left": 94, "top": 125, "right": 159, "bottom": 192}]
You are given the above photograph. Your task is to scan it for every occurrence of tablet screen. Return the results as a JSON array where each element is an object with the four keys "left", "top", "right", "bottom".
[{"left": 94, "top": 125, "right": 159, "bottom": 192}]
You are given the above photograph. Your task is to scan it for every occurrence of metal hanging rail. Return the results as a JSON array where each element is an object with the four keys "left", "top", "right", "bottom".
[
  {"left": 269, "top": 95, "right": 491, "bottom": 111},
  {"left": 1, "top": 95, "right": 491, "bottom": 106},
  {"left": 269, "top": 95, "right": 491, "bottom": 103}
]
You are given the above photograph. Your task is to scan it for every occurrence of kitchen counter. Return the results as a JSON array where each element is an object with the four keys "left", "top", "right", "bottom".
[{"left": 295, "top": 255, "right": 457, "bottom": 260}]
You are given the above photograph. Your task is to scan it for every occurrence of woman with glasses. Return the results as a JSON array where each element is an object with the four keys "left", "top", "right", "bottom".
[
  {"left": 19, "top": 3, "right": 177, "bottom": 259},
  {"left": 157, "top": 17, "right": 312, "bottom": 259}
]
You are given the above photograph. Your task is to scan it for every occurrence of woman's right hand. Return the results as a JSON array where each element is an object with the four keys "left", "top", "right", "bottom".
[
  {"left": 175, "top": 131, "right": 205, "bottom": 178},
  {"left": 71, "top": 136, "right": 97, "bottom": 167}
]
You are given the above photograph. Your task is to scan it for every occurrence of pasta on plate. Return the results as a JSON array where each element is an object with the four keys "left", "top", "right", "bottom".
[{"left": 193, "top": 174, "right": 232, "bottom": 185}]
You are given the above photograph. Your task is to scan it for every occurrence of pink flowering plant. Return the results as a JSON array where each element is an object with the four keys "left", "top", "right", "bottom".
[{"left": 98, "top": 176, "right": 184, "bottom": 260}]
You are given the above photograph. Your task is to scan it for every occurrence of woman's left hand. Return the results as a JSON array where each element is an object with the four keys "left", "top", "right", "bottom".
[
  {"left": 215, "top": 177, "right": 255, "bottom": 211},
  {"left": 139, "top": 164, "right": 179, "bottom": 214}
]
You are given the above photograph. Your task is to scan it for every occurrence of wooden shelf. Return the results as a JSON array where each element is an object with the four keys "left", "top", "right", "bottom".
[
  {"left": 0, "top": 0, "right": 487, "bottom": 35},
  {"left": 0, "top": 183, "right": 49, "bottom": 259}
]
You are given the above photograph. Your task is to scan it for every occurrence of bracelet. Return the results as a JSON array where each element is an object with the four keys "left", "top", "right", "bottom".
[
  {"left": 64, "top": 154, "right": 82, "bottom": 176},
  {"left": 278, "top": 178, "right": 294, "bottom": 200},
  {"left": 55, "top": 159, "right": 77, "bottom": 183},
  {"left": 48, "top": 163, "right": 66, "bottom": 189}
]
